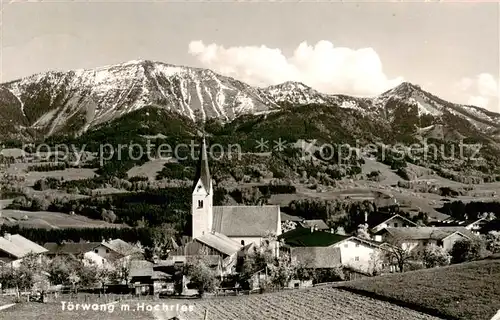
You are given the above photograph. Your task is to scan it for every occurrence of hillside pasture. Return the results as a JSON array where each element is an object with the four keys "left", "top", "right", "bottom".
[
  {"left": 340, "top": 258, "right": 500, "bottom": 320},
  {"left": 126, "top": 158, "right": 172, "bottom": 181},
  {"left": 0, "top": 209, "right": 125, "bottom": 229},
  {"left": 4, "top": 162, "right": 97, "bottom": 187}
]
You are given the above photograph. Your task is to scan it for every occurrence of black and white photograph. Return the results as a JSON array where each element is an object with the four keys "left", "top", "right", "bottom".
[{"left": 0, "top": 1, "right": 499, "bottom": 319}]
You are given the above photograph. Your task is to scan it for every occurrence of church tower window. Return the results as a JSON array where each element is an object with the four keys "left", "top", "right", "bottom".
[{"left": 198, "top": 200, "right": 204, "bottom": 208}]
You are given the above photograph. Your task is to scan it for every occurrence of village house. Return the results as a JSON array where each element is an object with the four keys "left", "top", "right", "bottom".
[
  {"left": 190, "top": 136, "right": 282, "bottom": 257},
  {"left": 43, "top": 241, "right": 102, "bottom": 259},
  {"left": 279, "top": 228, "right": 387, "bottom": 273},
  {"left": 285, "top": 246, "right": 342, "bottom": 288},
  {"left": 167, "top": 232, "right": 242, "bottom": 276},
  {"left": 366, "top": 212, "right": 417, "bottom": 234},
  {"left": 83, "top": 238, "right": 144, "bottom": 269},
  {"left": 0, "top": 233, "right": 48, "bottom": 268},
  {"left": 429, "top": 217, "right": 488, "bottom": 234},
  {"left": 129, "top": 260, "right": 173, "bottom": 295},
  {"left": 376, "top": 226, "right": 474, "bottom": 253},
  {"left": 297, "top": 219, "right": 329, "bottom": 231}
]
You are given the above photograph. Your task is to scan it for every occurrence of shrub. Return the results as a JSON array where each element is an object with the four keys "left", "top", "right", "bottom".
[
  {"left": 450, "top": 238, "right": 489, "bottom": 264},
  {"left": 422, "top": 244, "right": 451, "bottom": 268}
]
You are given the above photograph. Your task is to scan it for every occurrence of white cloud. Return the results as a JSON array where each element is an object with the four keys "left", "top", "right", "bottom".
[
  {"left": 188, "top": 40, "right": 403, "bottom": 96},
  {"left": 456, "top": 73, "right": 499, "bottom": 112},
  {"left": 467, "top": 96, "right": 489, "bottom": 109}
]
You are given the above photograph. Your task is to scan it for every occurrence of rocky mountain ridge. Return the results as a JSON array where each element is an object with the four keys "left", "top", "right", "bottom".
[{"left": 0, "top": 59, "right": 499, "bottom": 141}]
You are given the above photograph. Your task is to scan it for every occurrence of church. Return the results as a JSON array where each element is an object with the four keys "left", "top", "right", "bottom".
[{"left": 186, "top": 136, "right": 282, "bottom": 259}]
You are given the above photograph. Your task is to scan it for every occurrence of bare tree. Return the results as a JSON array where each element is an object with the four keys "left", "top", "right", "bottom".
[{"left": 382, "top": 237, "right": 415, "bottom": 273}]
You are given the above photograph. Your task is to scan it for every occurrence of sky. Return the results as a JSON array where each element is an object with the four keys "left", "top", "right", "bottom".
[{"left": 1, "top": 1, "right": 499, "bottom": 112}]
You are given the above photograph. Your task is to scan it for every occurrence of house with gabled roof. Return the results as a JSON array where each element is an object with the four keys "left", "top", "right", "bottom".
[
  {"left": 279, "top": 228, "right": 387, "bottom": 273},
  {"left": 191, "top": 136, "right": 281, "bottom": 257},
  {"left": 376, "top": 226, "right": 474, "bottom": 253},
  {"left": 83, "top": 238, "right": 144, "bottom": 269},
  {"left": 366, "top": 212, "right": 417, "bottom": 233},
  {"left": 297, "top": 219, "right": 329, "bottom": 231},
  {"left": 43, "top": 241, "right": 102, "bottom": 259},
  {"left": 429, "top": 217, "right": 488, "bottom": 234},
  {"left": 0, "top": 233, "right": 48, "bottom": 268}
]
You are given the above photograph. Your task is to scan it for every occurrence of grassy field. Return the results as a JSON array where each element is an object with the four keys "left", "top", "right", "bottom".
[
  {"left": 340, "top": 258, "right": 500, "bottom": 320},
  {"left": 0, "top": 287, "right": 444, "bottom": 320},
  {"left": 1, "top": 209, "right": 125, "bottom": 229},
  {"left": 155, "top": 286, "right": 444, "bottom": 320},
  {"left": 1, "top": 301, "right": 155, "bottom": 320},
  {"left": 126, "top": 159, "right": 172, "bottom": 181},
  {"left": 5, "top": 162, "right": 97, "bottom": 187}
]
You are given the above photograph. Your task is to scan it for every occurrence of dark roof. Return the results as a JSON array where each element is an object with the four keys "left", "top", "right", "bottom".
[
  {"left": 212, "top": 205, "right": 280, "bottom": 237},
  {"left": 482, "top": 220, "right": 500, "bottom": 233},
  {"left": 290, "top": 246, "right": 341, "bottom": 268},
  {"left": 279, "top": 228, "right": 350, "bottom": 247},
  {"left": 431, "top": 218, "right": 486, "bottom": 227},
  {"left": 380, "top": 227, "right": 474, "bottom": 240},
  {"left": 44, "top": 242, "right": 101, "bottom": 255},
  {"left": 192, "top": 135, "right": 211, "bottom": 193}
]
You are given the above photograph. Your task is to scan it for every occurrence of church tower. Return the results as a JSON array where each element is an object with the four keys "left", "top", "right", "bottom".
[{"left": 191, "top": 135, "right": 213, "bottom": 239}]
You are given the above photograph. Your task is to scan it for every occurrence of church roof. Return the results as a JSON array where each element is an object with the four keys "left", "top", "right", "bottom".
[
  {"left": 212, "top": 205, "right": 280, "bottom": 237},
  {"left": 192, "top": 135, "right": 211, "bottom": 193}
]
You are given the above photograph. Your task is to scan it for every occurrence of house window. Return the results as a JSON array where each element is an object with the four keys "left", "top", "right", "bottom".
[
  {"left": 423, "top": 241, "right": 428, "bottom": 246},
  {"left": 94, "top": 249, "right": 98, "bottom": 253},
  {"left": 355, "top": 243, "right": 360, "bottom": 247},
  {"left": 355, "top": 256, "right": 359, "bottom": 261},
  {"left": 344, "top": 244, "right": 348, "bottom": 248},
  {"left": 198, "top": 200, "right": 203, "bottom": 208},
  {"left": 106, "top": 249, "right": 110, "bottom": 253},
  {"left": 394, "top": 223, "right": 399, "bottom": 227},
  {"left": 241, "top": 240, "right": 245, "bottom": 246}
]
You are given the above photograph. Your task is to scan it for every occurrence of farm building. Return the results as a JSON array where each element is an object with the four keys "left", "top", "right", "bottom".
[
  {"left": 297, "top": 219, "right": 329, "bottom": 231},
  {"left": 129, "top": 260, "right": 173, "bottom": 295},
  {"left": 43, "top": 241, "right": 101, "bottom": 259},
  {"left": 0, "top": 233, "right": 48, "bottom": 268},
  {"left": 279, "top": 228, "right": 387, "bottom": 273},
  {"left": 429, "top": 217, "right": 488, "bottom": 234},
  {"left": 376, "top": 226, "right": 474, "bottom": 252},
  {"left": 366, "top": 212, "right": 417, "bottom": 234},
  {"left": 82, "top": 238, "right": 144, "bottom": 269}
]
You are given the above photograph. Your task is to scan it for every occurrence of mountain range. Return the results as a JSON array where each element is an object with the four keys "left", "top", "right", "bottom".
[{"left": 1, "top": 59, "right": 500, "bottom": 145}]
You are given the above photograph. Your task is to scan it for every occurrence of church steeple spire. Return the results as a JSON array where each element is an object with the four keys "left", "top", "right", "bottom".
[{"left": 192, "top": 133, "right": 211, "bottom": 194}]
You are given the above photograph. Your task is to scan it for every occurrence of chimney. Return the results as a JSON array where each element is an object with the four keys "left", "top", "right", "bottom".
[
  {"left": 310, "top": 226, "right": 314, "bottom": 233},
  {"left": 4, "top": 233, "right": 11, "bottom": 241},
  {"left": 330, "top": 228, "right": 334, "bottom": 234}
]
